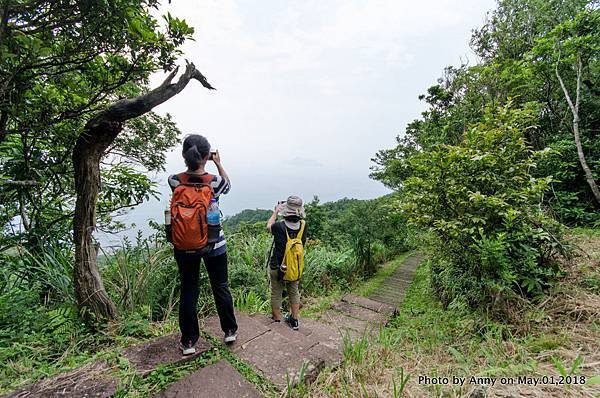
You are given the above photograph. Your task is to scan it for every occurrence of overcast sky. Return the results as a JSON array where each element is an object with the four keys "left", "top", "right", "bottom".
[{"left": 98, "top": 0, "right": 496, "bottom": 245}]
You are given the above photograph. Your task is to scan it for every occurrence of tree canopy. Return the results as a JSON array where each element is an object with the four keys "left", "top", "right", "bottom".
[
  {"left": 372, "top": 0, "right": 600, "bottom": 225},
  {"left": 0, "top": 0, "right": 195, "bottom": 251}
]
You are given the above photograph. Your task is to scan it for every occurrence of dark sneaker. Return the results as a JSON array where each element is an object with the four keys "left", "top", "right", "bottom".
[
  {"left": 180, "top": 340, "right": 196, "bottom": 356},
  {"left": 224, "top": 329, "right": 237, "bottom": 344},
  {"left": 284, "top": 314, "right": 299, "bottom": 331}
]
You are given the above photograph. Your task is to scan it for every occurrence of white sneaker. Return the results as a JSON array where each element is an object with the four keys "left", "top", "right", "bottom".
[
  {"left": 224, "top": 330, "right": 238, "bottom": 344},
  {"left": 180, "top": 341, "right": 196, "bottom": 356}
]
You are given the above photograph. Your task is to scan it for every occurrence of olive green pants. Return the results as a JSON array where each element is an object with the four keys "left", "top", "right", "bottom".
[{"left": 269, "top": 268, "right": 300, "bottom": 308}]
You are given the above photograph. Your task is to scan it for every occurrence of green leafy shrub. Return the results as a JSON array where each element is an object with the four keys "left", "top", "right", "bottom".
[
  {"left": 537, "top": 138, "right": 600, "bottom": 225},
  {"left": 302, "top": 243, "right": 357, "bottom": 295},
  {"left": 402, "top": 105, "right": 569, "bottom": 312},
  {"left": 233, "top": 290, "right": 270, "bottom": 314},
  {"left": 227, "top": 232, "right": 272, "bottom": 297},
  {"left": 325, "top": 196, "right": 411, "bottom": 276}
]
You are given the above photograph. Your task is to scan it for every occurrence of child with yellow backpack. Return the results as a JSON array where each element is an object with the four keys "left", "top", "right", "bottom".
[{"left": 266, "top": 196, "right": 307, "bottom": 330}]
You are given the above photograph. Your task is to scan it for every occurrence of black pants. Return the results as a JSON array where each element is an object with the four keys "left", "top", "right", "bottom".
[{"left": 175, "top": 251, "right": 237, "bottom": 345}]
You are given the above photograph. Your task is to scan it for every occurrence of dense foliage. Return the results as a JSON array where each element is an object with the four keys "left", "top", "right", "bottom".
[
  {"left": 372, "top": 0, "right": 600, "bottom": 225},
  {"left": 222, "top": 209, "right": 272, "bottom": 230},
  {"left": 0, "top": 0, "right": 193, "bottom": 252},
  {"left": 402, "top": 106, "right": 567, "bottom": 311},
  {"left": 371, "top": 0, "right": 597, "bottom": 312}
]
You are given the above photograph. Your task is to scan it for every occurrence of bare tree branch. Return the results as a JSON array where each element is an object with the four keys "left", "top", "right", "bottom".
[
  {"left": 88, "top": 61, "right": 215, "bottom": 129},
  {"left": 556, "top": 55, "right": 600, "bottom": 204}
]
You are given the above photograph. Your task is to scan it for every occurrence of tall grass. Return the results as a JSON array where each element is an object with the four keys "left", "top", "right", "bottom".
[
  {"left": 101, "top": 234, "right": 180, "bottom": 321},
  {"left": 227, "top": 231, "right": 364, "bottom": 301},
  {"left": 0, "top": 246, "right": 99, "bottom": 393}
]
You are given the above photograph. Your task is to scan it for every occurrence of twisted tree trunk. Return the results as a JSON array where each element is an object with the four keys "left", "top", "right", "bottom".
[{"left": 72, "top": 62, "right": 215, "bottom": 320}]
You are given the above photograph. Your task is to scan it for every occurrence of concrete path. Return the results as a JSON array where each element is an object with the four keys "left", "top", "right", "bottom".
[
  {"left": 368, "top": 253, "right": 424, "bottom": 306},
  {"left": 4, "top": 254, "right": 423, "bottom": 397}
]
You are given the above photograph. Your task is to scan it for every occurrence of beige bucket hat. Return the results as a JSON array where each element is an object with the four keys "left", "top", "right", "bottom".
[{"left": 281, "top": 195, "right": 306, "bottom": 218}]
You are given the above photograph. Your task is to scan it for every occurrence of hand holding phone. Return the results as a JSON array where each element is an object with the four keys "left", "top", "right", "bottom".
[
  {"left": 274, "top": 202, "right": 284, "bottom": 213},
  {"left": 210, "top": 149, "right": 221, "bottom": 165}
]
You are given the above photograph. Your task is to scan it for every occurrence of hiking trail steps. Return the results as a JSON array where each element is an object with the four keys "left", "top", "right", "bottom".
[
  {"left": 4, "top": 253, "right": 424, "bottom": 398},
  {"left": 368, "top": 253, "right": 423, "bottom": 306}
]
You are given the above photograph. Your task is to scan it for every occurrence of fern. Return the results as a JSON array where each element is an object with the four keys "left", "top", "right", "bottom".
[{"left": 46, "top": 305, "right": 79, "bottom": 338}]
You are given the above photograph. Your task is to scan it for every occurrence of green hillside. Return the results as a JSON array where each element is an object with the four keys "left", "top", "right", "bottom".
[{"left": 222, "top": 208, "right": 272, "bottom": 230}]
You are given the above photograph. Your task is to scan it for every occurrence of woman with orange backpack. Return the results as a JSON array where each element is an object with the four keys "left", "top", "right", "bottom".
[{"left": 167, "top": 134, "right": 238, "bottom": 355}]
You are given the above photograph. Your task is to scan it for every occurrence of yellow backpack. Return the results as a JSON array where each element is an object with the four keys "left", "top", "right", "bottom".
[{"left": 282, "top": 221, "right": 305, "bottom": 281}]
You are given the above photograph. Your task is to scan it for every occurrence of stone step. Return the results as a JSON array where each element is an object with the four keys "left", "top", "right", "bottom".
[
  {"left": 205, "top": 313, "right": 341, "bottom": 388},
  {"left": 235, "top": 329, "right": 340, "bottom": 387},
  {"left": 371, "top": 289, "right": 405, "bottom": 296},
  {"left": 370, "top": 290, "right": 406, "bottom": 298},
  {"left": 267, "top": 318, "right": 320, "bottom": 351},
  {"left": 385, "top": 273, "right": 415, "bottom": 281},
  {"left": 154, "top": 360, "right": 261, "bottom": 398},
  {"left": 370, "top": 290, "right": 405, "bottom": 298},
  {"left": 201, "top": 313, "right": 270, "bottom": 352},
  {"left": 341, "top": 293, "right": 397, "bottom": 316},
  {"left": 124, "top": 333, "right": 212, "bottom": 376},
  {"left": 250, "top": 314, "right": 347, "bottom": 352},
  {"left": 4, "top": 360, "right": 118, "bottom": 398},
  {"left": 302, "top": 317, "right": 344, "bottom": 350},
  {"left": 399, "top": 255, "right": 424, "bottom": 270},
  {"left": 318, "top": 309, "right": 376, "bottom": 338},
  {"left": 330, "top": 301, "right": 388, "bottom": 324},
  {"left": 373, "top": 291, "right": 408, "bottom": 300},
  {"left": 384, "top": 276, "right": 414, "bottom": 284},
  {"left": 371, "top": 285, "right": 408, "bottom": 296},
  {"left": 369, "top": 296, "right": 404, "bottom": 306}
]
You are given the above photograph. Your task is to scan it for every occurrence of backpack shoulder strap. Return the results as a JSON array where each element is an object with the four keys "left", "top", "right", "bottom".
[
  {"left": 297, "top": 220, "right": 305, "bottom": 240},
  {"left": 176, "top": 172, "right": 213, "bottom": 190},
  {"left": 176, "top": 172, "right": 189, "bottom": 185},
  {"left": 285, "top": 221, "right": 305, "bottom": 241}
]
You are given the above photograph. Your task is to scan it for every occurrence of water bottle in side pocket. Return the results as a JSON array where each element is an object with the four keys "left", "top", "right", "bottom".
[{"left": 206, "top": 198, "right": 221, "bottom": 243}]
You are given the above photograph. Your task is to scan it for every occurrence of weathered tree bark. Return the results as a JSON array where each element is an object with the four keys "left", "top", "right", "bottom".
[
  {"left": 556, "top": 56, "right": 600, "bottom": 205},
  {"left": 72, "top": 62, "right": 215, "bottom": 320}
]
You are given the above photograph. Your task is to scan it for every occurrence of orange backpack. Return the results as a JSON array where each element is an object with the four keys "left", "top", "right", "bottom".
[{"left": 170, "top": 173, "right": 214, "bottom": 252}]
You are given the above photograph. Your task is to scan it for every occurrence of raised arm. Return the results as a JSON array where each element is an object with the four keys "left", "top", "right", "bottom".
[
  {"left": 267, "top": 203, "right": 283, "bottom": 232},
  {"left": 211, "top": 150, "right": 230, "bottom": 183}
]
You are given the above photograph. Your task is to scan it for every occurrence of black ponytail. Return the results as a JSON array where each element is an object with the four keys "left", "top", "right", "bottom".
[{"left": 182, "top": 134, "right": 210, "bottom": 171}]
